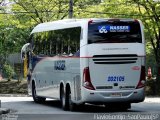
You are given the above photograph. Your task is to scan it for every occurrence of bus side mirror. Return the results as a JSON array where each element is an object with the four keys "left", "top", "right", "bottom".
[
  {"left": 21, "top": 43, "right": 31, "bottom": 61},
  {"left": 21, "top": 51, "right": 26, "bottom": 60}
]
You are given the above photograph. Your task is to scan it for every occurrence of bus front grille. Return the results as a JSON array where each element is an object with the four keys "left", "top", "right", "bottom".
[{"left": 93, "top": 54, "right": 138, "bottom": 64}]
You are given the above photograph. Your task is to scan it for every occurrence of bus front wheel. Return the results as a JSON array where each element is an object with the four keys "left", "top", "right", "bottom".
[{"left": 32, "top": 82, "right": 46, "bottom": 103}]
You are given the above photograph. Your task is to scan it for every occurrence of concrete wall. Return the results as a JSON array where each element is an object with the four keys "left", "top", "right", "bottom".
[{"left": 7, "top": 53, "right": 22, "bottom": 65}]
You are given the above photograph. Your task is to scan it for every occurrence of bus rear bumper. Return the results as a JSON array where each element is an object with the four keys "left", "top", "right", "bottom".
[{"left": 81, "top": 88, "right": 145, "bottom": 104}]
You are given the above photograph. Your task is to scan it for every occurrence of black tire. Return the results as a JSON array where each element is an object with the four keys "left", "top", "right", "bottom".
[
  {"left": 61, "top": 87, "right": 69, "bottom": 111},
  {"left": 68, "top": 90, "right": 77, "bottom": 111},
  {"left": 61, "top": 86, "right": 77, "bottom": 111},
  {"left": 32, "top": 82, "right": 46, "bottom": 103}
]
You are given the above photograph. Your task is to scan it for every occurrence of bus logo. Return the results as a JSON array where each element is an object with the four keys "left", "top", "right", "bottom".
[
  {"left": 98, "top": 25, "right": 130, "bottom": 33},
  {"left": 98, "top": 26, "right": 108, "bottom": 33},
  {"left": 54, "top": 60, "right": 66, "bottom": 70}
]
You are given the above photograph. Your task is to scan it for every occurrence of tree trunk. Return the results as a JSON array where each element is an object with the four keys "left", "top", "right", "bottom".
[
  {"left": 155, "top": 64, "right": 160, "bottom": 95},
  {"left": 155, "top": 49, "right": 160, "bottom": 95}
]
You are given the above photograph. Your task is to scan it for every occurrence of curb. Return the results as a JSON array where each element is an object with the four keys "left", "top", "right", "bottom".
[
  {"left": 0, "top": 94, "right": 29, "bottom": 97},
  {"left": 0, "top": 108, "right": 10, "bottom": 115},
  {"left": 144, "top": 97, "right": 160, "bottom": 103}
]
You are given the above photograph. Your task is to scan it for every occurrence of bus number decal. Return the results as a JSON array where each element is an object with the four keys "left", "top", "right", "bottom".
[
  {"left": 54, "top": 60, "right": 66, "bottom": 70},
  {"left": 107, "top": 76, "right": 125, "bottom": 82}
]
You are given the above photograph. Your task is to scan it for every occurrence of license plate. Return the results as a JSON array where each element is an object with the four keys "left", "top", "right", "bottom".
[{"left": 110, "top": 93, "right": 122, "bottom": 97}]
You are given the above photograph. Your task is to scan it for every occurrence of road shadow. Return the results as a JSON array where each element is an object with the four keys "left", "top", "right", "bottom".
[
  {"left": 40, "top": 100, "right": 145, "bottom": 113},
  {"left": 1, "top": 99, "right": 145, "bottom": 113}
]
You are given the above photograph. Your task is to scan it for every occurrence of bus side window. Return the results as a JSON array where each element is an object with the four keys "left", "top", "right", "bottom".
[{"left": 32, "top": 27, "right": 81, "bottom": 57}]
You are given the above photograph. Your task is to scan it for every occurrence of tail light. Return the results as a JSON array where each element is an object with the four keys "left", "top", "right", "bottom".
[
  {"left": 136, "top": 66, "right": 146, "bottom": 89},
  {"left": 134, "top": 19, "right": 139, "bottom": 22},
  {"left": 83, "top": 67, "right": 95, "bottom": 90},
  {"left": 88, "top": 20, "right": 93, "bottom": 24}
]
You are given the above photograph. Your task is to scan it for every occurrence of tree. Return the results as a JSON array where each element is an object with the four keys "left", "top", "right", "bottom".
[
  {"left": 11, "top": 0, "right": 71, "bottom": 24},
  {"left": 131, "top": 0, "right": 160, "bottom": 94}
]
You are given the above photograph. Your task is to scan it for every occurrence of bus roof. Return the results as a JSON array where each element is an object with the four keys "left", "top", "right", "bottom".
[
  {"left": 31, "top": 19, "right": 84, "bottom": 34},
  {"left": 31, "top": 18, "right": 139, "bottom": 34}
]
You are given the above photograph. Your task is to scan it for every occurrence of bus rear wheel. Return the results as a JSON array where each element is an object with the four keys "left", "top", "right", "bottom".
[
  {"left": 61, "top": 87, "right": 77, "bottom": 111},
  {"left": 32, "top": 82, "right": 46, "bottom": 103},
  {"left": 68, "top": 89, "right": 77, "bottom": 111},
  {"left": 61, "top": 88, "right": 69, "bottom": 111}
]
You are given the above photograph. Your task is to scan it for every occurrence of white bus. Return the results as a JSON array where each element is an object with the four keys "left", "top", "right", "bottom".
[{"left": 21, "top": 18, "right": 146, "bottom": 111}]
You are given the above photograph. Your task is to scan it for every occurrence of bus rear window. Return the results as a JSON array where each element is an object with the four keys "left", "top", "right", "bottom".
[{"left": 88, "top": 21, "right": 142, "bottom": 44}]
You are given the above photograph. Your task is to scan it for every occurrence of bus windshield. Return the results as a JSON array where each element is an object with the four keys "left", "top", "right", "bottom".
[{"left": 88, "top": 21, "right": 142, "bottom": 44}]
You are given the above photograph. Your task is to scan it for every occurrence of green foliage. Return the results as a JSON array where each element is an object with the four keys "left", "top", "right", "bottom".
[
  {"left": 3, "top": 63, "right": 15, "bottom": 81},
  {"left": 12, "top": 0, "right": 70, "bottom": 24}
]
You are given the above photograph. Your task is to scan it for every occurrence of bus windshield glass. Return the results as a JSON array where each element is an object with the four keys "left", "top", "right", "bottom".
[{"left": 88, "top": 21, "right": 142, "bottom": 44}]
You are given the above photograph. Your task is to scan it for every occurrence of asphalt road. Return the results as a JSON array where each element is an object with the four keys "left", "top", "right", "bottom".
[{"left": 0, "top": 97, "right": 160, "bottom": 120}]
